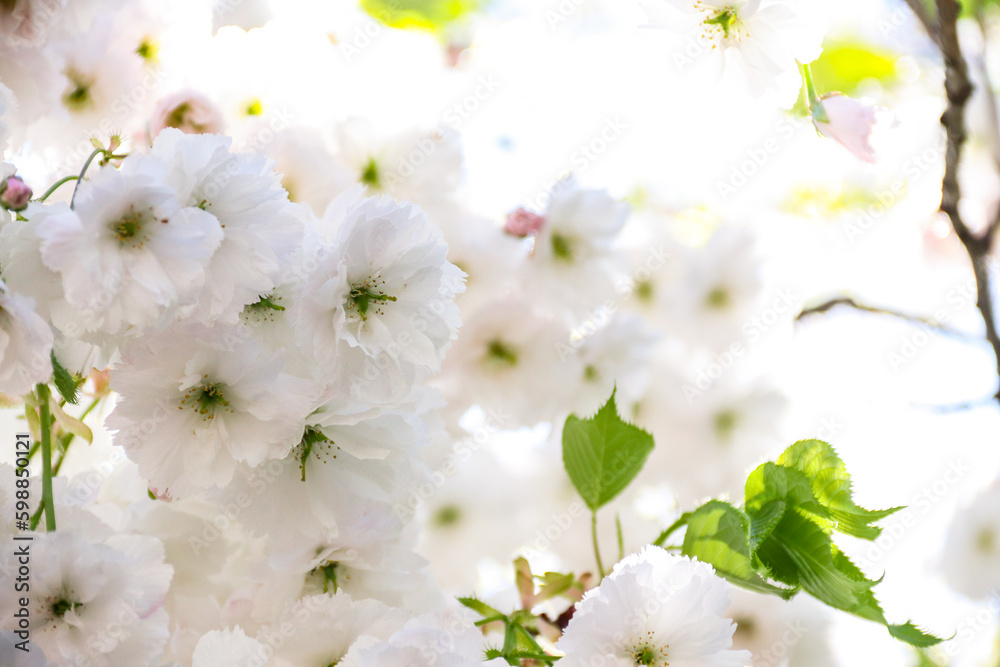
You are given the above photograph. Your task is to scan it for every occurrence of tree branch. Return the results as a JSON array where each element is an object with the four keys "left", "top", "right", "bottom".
[
  {"left": 933, "top": 0, "right": 1000, "bottom": 400},
  {"left": 903, "top": 0, "right": 939, "bottom": 43},
  {"left": 797, "top": 296, "right": 975, "bottom": 339}
]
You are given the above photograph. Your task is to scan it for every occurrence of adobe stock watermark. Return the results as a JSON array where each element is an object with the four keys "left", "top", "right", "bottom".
[
  {"left": 716, "top": 117, "right": 803, "bottom": 203},
  {"left": 855, "top": 459, "right": 969, "bottom": 569},
  {"left": 382, "top": 74, "right": 501, "bottom": 190},
  {"left": 683, "top": 289, "right": 801, "bottom": 402},
  {"left": 843, "top": 132, "right": 947, "bottom": 244},
  {"left": 886, "top": 257, "right": 998, "bottom": 372},
  {"left": 392, "top": 407, "right": 509, "bottom": 521},
  {"left": 524, "top": 116, "right": 629, "bottom": 211},
  {"left": 557, "top": 245, "right": 670, "bottom": 360}
]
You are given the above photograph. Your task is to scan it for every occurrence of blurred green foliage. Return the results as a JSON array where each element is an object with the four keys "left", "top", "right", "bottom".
[{"left": 361, "top": 0, "right": 479, "bottom": 32}]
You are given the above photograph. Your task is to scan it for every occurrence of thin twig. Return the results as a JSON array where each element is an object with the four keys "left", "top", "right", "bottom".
[
  {"left": 934, "top": 0, "right": 1000, "bottom": 400},
  {"left": 796, "top": 296, "right": 975, "bottom": 340},
  {"left": 909, "top": 395, "right": 998, "bottom": 412}
]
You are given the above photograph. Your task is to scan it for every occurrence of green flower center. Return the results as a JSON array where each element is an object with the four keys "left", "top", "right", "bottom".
[
  {"left": 635, "top": 647, "right": 656, "bottom": 665},
  {"left": 63, "top": 70, "right": 93, "bottom": 112},
  {"left": 714, "top": 409, "right": 739, "bottom": 439},
  {"left": 705, "top": 285, "right": 731, "bottom": 310},
  {"left": 704, "top": 8, "right": 737, "bottom": 38},
  {"left": 181, "top": 378, "right": 232, "bottom": 419},
  {"left": 360, "top": 157, "right": 381, "bottom": 188},
  {"left": 977, "top": 527, "right": 997, "bottom": 554},
  {"left": 245, "top": 98, "right": 263, "bottom": 116},
  {"left": 433, "top": 504, "right": 462, "bottom": 527},
  {"left": 112, "top": 213, "right": 143, "bottom": 244},
  {"left": 485, "top": 339, "right": 518, "bottom": 368},
  {"left": 136, "top": 37, "right": 159, "bottom": 62},
  {"left": 551, "top": 232, "right": 574, "bottom": 261},
  {"left": 349, "top": 279, "right": 396, "bottom": 321},
  {"left": 635, "top": 279, "right": 655, "bottom": 303},
  {"left": 51, "top": 598, "right": 80, "bottom": 618},
  {"left": 297, "top": 427, "right": 335, "bottom": 482}
]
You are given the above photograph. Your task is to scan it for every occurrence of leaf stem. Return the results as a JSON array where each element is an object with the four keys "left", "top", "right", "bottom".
[
  {"left": 652, "top": 513, "right": 690, "bottom": 547},
  {"left": 35, "top": 384, "right": 56, "bottom": 532},
  {"left": 70, "top": 148, "right": 105, "bottom": 209},
  {"left": 37, "top": 175, "right": 79, "bottom": 202},
  {"left": 800, "top": 62, "right": 828, "bottom": 123},
  {"left": 591, "top": 512, "right": 606, "bottom": 579}
]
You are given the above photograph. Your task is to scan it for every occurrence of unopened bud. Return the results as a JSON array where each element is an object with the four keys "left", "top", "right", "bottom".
[
  {"left": 504, "top": 207, "right": 545, "bottom": 237},
  {"left": 0, "top": 176, "right": 32, "bottom": 211}
]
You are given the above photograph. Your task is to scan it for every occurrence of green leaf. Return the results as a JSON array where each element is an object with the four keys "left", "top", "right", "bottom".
[
  {"left": 562, "top": 388, "right": 654, "bottom": 512},
  {"left": 777, "top": 440, "right": 901, "bottom": 540},
  {"left": 50, "top": 352, "right": 79, "bottom": 405},
  {"left": 748, "top": 499, "right": 786, "bottom": 554},
  {"left": 457, "top": 596, "right": 503, "bottom": 620},
  {"left": 49, "top": 397, "right": 93, "bottom": 445},
  {"left": 360, "top": 0, "right": 479, "bottom": 32},
  {"left": 681, "top": 500, "right": 797, "bottom": 599},
  {"left": 888, "top": 623, "right": 948, "bottom": 648},
  {"left": 745, "top": 462, "right": 826, "bottom": 521},
  {"left": 763, "top": 508, "right": 875, "bottom": 611}
]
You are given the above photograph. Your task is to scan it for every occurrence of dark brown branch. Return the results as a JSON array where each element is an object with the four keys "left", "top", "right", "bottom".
[
  {"left": 904, "top": 0, "right": 940, "bottom": 43},
  {"left": 934, "top": 0, "right": 1000, "bottom": 399},
  {"left": 797, "top": 296, "right": 975, "bottom": 339}
]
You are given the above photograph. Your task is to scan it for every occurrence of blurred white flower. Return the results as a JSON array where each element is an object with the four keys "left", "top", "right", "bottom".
[
  {"left": 193, "top": 593, "right": 412, "bottom": 667},
  {"left": 0, "top": 277, "right": 52, "bottom": 396},
  {"left": 940, "top": 479, "right": 1000, "bottom": 601},
  {"left": 341, "top": 609, "right": 506, "bottom": 667},
  {"left": 642, "top": 0, "right": 824, "bottom": 105},
  {"left": 436, "top": 297, "right": 575, "bottom": 427},
  {"left": 524, "top": 176, "right": 629, "bottom": 314},
  {"left": 556, "top": 546, "right": 750, "bottom": 667},
  {"left": 149, "top": 89, "right": 226, "bottom": 139}
]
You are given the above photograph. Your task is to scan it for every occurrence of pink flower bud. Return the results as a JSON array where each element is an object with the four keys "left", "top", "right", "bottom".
[
  {"left": 505, "top": 207, "right": 545, "bottom": 237},
  {"left": 149, "top": 90, "right": 225, "bottom": 139},
  {"left": 0, "top": 175, "right": 32, "bottom": 211},
  {"left": 813, "top": 93, "right": 878, "bottom": 164}
]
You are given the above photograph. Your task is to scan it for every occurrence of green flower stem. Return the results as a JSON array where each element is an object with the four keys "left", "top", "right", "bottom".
[
  {"left": 616, "top": 513, "right": 625, "bottom": 561},
  {"left": 591, "top": 512, "right": 606, "bottom": 579},
  {"left": 800, "top": 62, "right": 828, "bottom": 123},
  {"left": 652, "top": 512, "right": 690, "bottom": 547},
  {"left": 38, "top": 175, "right": 78, "bottom": 202},
  {"left": 34, "top": 384, "right": 56, "bottom": 532},
  {"left": 70, "top": 148, "right": 106, "bottom": 209}
]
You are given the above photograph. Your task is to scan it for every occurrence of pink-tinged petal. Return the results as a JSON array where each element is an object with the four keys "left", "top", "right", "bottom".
[{"left": 814, "top": 93, "right": 879, "bottom": 164}]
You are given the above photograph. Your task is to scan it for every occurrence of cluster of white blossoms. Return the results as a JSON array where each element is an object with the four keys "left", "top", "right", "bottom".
[{"left": 0, "top": 0, "right": 939, "bottom": 666}]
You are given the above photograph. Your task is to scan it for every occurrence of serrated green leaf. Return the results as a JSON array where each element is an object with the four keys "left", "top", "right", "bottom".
[
  {"left": 830, "top": 546, "right": 885, "bottom": 624},
  {"left": 745, "top": 462, "right": 831, "bottom": 531},
  {"left": 50, "top": 352, "right": 79, "bottom": 405},
  {"left": 778, "top": 440, "right": 901, "bottom": 540},
  {"left": 888, "top": 623, "right": 948, "bottom": 648},
  {"left": 682, "top": 500, "right": 798, "bottom": 599},
  {"left": 457, "top": 596, "right": 502, "bottom": 620},
  {"left": 536, "top": 571, "right": 575, "bottom": 600},
  {"left": 749, "top": 499, "right": 786, "bottom": 554},
  {"left": 829, "top": 547, "right": 947, "bottom": 647},
  {"left": 49, "top": 397, "right": 93, "bottom": 444},
  {"left": 562, "top": 389, "right": 654, "bottom": 512},
  {"left": 764, "top": 508, "right": 876, "bottom": 611}
]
